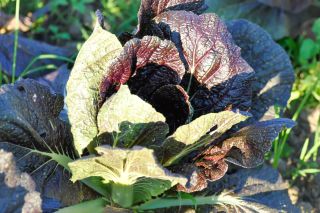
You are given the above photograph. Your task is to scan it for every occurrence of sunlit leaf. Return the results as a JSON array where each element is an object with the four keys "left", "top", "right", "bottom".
[
  {"left": 69, "top": 145, "right": 187, "bottom": 186},
  {"left": 66, "top": 20, "right": 122, "bottom": 155},
  {"left": 227, "top": 20, "right": 295, "bottom": 121},
  {"left": 155, "top": 11, "right": 254, "bottom": 112},
  {"left": 162, "top": 111, "right": 248, "bottom": 165},
  {"left": 97, "top": 85, "right": 168, "bottom": 147}
]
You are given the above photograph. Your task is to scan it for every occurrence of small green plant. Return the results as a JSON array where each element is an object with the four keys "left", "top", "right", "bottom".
[
  {"left": 291, "top": 117, "right": 320, "bottom": 181},
  {"left": 0, "top": 0, "right": 43, "bottom": 15},
  {"left": 279, "top": 18, "right": 320, "bottom": 107},
  {"left": 273, "top": 18, "right": 320, "bottom": 169},
  {"left": 12, "top": 0, "right": 20, "bottom": 83},
  {"left": 18, "top": 54, "right": 74, "bottom": 78},
  {"left": 101, "top": 0, "right": 140, "bottom": 34},
  {"left": 28, "top": 0, "right": 94, "bottom": 44},
  {"left": 272, "top": 73, "right": 320, "bottom": 168}
]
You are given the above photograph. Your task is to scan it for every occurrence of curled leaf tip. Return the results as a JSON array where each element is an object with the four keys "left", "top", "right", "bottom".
[{"left": 95, "top": 9, "right": 105, "bottom": 29}]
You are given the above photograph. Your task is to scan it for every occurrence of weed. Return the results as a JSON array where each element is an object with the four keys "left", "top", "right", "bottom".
[
  {"left": 11, "top": 0, "right": 20, "bottom": 83},
  {"left": 273, "top": 18, "right": 320, "bottom": 180}
]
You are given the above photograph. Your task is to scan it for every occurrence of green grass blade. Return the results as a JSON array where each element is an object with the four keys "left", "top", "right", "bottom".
[
  {"left": 32, "top": 149, "right": 108, "bottom": 197},
  {"left": 300, "top": 138, "right": 310, "bottom": 161},
  {"left": 20, "top": 64, "right": 57, "bottom": 77},
  {"left": 313, "top": 115, "right": 320, "bottom": 161},
  {"left": 273, "top": 76, "right": 319, "bottom": 168},
  {"left": 20, "top": 54, "right": 74, "bottom": 78},
  {"left": 298, "top": 169, "right": 320, "bottom": 177},
  {"left": 12, "top": 0, "right": 20, "bottom": 83}
]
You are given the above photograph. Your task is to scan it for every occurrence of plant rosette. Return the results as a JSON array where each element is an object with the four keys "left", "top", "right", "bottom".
[{"left": 0, "top": 0, "right": 296, "bottom": 212}]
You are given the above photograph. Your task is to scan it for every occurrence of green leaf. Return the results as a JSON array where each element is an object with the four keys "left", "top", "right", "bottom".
[
  {"left": 162, "top": 111, "right": 249, "bottom": 166},
  {"left": 299, "top": 38, "right": 317, "bottom": 63},
  {"left": 111, "top": 179, "right": 171, "bottom": 208},
  {"left": 66, "top": 21, "right": 122, "bottom": 156},
  {"left": 0, "top": 79, "right": 68, "bottom": 150},
  {"left": 312, "top": 18, "right": 320, "bottom": 40},
  {"left": 300, "top": 138, "right": 310, "bottom": 161},
  {"left": 68, "top": 145, "right": 187, "bottom": 207},
  {"left": 68, "top": 145, "right": 187, "bottom": 186},
  {"left": 56, "top": 198, "right": 107, "bottom": 213},
  {"left": 32, "top": 149, "right": 109, "bottom": 197},
  {"left": 135, "top": 192, "right": 248, "bottom": 211},
  {"left": 97, "top": 85, "right": 169, "bottom": 148}
]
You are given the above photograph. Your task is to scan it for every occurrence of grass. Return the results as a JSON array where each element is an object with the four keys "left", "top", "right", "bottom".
[
  {"left": 272, "top": 73, "right": 320, "bottom": 168},
  {"left": 272, "top": 18, "right": 320, "bottom": 181},
  {"left": 12, "top": 0, "right": 20, "bottom": 83},
  {"left": 19, "top": 54, "right": 74, "bottom": 78}
]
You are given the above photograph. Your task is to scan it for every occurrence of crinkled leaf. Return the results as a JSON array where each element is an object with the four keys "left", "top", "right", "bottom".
[
  {"left": 137, "top": 0, "right": 207, "bottom": 36},
  {"left": 223, "top": 118, "right": 296, "bottom": 167},
  {"left": 0, "top": 142, "right": 98, "bottom": 206},
  {"left": 0, "top": 79, "right": 69, "bottom": 150},
  {"left": 155, "top": 11, "right": 254, "bottom": 112},
  {"left": 155, "top": 11, "right": 254, "bottom": 89},
  {"left": 97, "top": 85, "right": 168, "bottom": 147},
  {"left": 128, "top": 63, "right": 181, "bottom": 101},
  {"left": 132, "top": 179, "right": 171, "bottom": 206},
  {"left": 173, "top": 164, "right": 208, "bottom": 193},
  {"left": 185, "top": 118, "right": 295, "bottom": 192},
  {"left": 69, "top": 146, "right": 186, "bottom": 207},
  {"left": 162, "top": 111, "right": 248, "bottom": 164},
  {"left": 150, "top": 84, "right": 190, "bottom": 132},
  {"left": 66, "top": 21, "right": 122, "bottom": 155},
  {"left": 205, "top": 165, "right": 299, "bottom": 212},
  {"left": 111, "top": 179, "right": 172, "bottom": 208},
  {"left": 206, "top": 0, "right": 319, "bottom": 40},
  {"left": 100, "top": 36, "right": 185, "bottom": 101},
  {"left": 69, "top": 145, "right": 187, "bottom": 186},
  {"left": 227, "top": 20, "right": 295, "bottom": 121},
  {"left": 163, "top": 111, "right": 249, "bottom": 166},
  {"left": 0, "top": 150, "right": 42, "bottom": 213}
]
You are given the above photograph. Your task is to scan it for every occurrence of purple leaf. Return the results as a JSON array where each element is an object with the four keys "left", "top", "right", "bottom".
[
  {"left": 155, "top": 11, "right": 254, "bottom": 113},
  {"left": 181, "top": 118, "right": 295, "bottom": 192},
  {"left": 150, "top": 84, "right": 190, "bottom": 131},
  {"left": 137, "top": 0, "right": 207, "bottom": 36},
  {"left": 100, "top": 36, "right": 185, "bottom": 103},
  {"left": 227, "top": 20, "right": 295, "bottom": 121}
]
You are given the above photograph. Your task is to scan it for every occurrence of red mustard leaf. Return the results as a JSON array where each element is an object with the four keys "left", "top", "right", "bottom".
[
  {"left": 227, "top": 20, "right": 295, "bottom": 121},
  {"left": 155, "top": 11, "right": 254, "bottom": 89},
  {"left": 150, "top": 84, "right": 190, "bottom": 131},
  {"left": 128, "top": 63, "right": 181, "bottom": 100},
  {"left": 175, "top": 164, "right": 208, "bottom": 193},
  {"left": 155, "top": 11, "right": 254, "bottom": 113},
  {"left": 222, "top": 118, "right": 296, "bottom": 168},
  {"left": 137, "top": 0, "right": 207, "bottom": 36},
  {"left": 100, "top": 36, "right": 185, "bottom": 102},
  {"left": 181, "top": 118, "right": 295, "bottom": 192}
]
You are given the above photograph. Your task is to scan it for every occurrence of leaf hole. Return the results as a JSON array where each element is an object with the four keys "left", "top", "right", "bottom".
[
  {"left": 40, "top": 132, "right": 47, "bottom": 138},
  {"left": 17, "top": 85, "right": 26, "bottom": 93}
]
